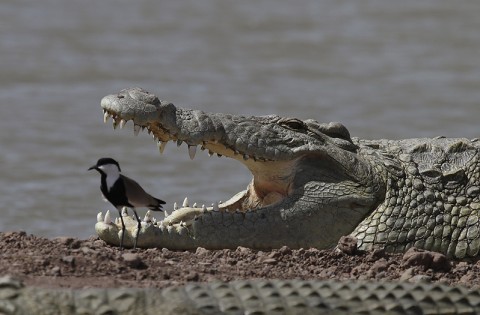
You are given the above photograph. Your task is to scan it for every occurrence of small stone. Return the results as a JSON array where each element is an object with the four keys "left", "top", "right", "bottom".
[
  {"left": 278, "top": 246, "right": 292, "bottom": 256},
  {"left": 71, "top": 240, "right": 82, "bottom": 249},
  {"left": 195, "top": 247, "right": 210, "bottom": 255},
  {"left": 186, "top": 272, "right": 199, "bottom": 281},
  {"left": 236, "top": 246, "right": 252, "bottom": 254},
  {"left": 337, "top": 235, "right": 358, "bottom": 255},
  {"left": 268, "top": 251, "right": 281, "bottom": 259},
  {"left": 368, "top": 259, "right": 388, "bottom": 277},
  {"left": 80, "top": 247, "right": 92, "bottom": 254},
  {"left": 61, "top": 255, "right": 75, "bottom": 266},
  {"left": 87, "top": 235, "right": 99, "bottom": 242},
  {"left": 400, "top": 267, "right": 415, "bottom": 281},
  {"left": 459, "top": 273, "right": 476, "bottom": 286},
  {"left": 402, "top": 247, "right": 450, "bottom": 272},
  {"left": 53, "top": 236, "right": 75, "bottom": 246},
  {"left": 93, "top": 240, "right": 106, "bottom": 248},
  {"left": 262, "top": 258, "right": 278, "bottom": 265},
  {"left": 50, "top": 266, "right": 61, "bottom": 276},
  {"left": 366, "top": 248, "right": 386, "bottom": 262},
  {"left": 54, "top": 236, "right": 82, "bottom": 249},
  {"left": 257, "top": 250, "right": 267, "bottom": 257},
  {"left": 122, "top": 253, "right": 146, "bottom": 269},
  {"left": 409, "top": 274, "right": 432, "bottom": 283}
]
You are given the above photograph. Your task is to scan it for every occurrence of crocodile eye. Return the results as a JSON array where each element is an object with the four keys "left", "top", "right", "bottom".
[{"left": 280, "top": 119, "right": 306, "bottom": 131}]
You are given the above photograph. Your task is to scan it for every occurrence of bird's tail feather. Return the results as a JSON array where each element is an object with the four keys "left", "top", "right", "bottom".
[{"left": 149, "top": 198, "right": 166, "bottom": 211}]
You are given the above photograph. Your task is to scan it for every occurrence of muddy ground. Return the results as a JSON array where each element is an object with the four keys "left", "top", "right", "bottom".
[{"left": 2, "top": 231, "right": 480, "bottom": 289}]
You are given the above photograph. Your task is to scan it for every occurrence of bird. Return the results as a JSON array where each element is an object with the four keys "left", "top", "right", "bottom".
[{"left": 88, "top": 157, "right": 165, "bottom": 249}]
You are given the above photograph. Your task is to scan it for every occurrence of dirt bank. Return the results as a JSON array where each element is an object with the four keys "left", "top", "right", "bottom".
[{"left": 2, "top": 231, "right": 480, "bottom": 289}]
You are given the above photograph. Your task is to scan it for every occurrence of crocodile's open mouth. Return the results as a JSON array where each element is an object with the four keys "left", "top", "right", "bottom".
[{"left": 98, "top": 109, "right": 300, "bottom": 230}]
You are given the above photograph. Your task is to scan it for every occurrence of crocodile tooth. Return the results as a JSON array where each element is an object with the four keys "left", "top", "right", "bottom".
[
  {"left": 133, "top": 125, "right": 141, "bottom": 136},
  {"left": 208, "top": 150, "right": 214, "bottom": 157},
  {"left": 112, "top": 118, "right": 119, "bottom": 129},
  {"left": 192, "top": 202, "right": 197, "bottom": 208},
  {"left": 104, "top": 210, "right": 111, "bottom": 224},
  {"left": 177, "top": 140, "right": 183, "bottom": 147},
  {"left": 164, "top": 210, "right": 169, "bottom": 217},
  {"left": 121, "top": 207, "right": 128, "bottom": 217},
  {"left": 115, "top": 217, "right": 121, "bottom": 225},
  {"left": 202, "top": 204, "right": 207, "bottom": 213},
  {"left": 188, "top": 145, "right": 197, "bottom": 160},
  {"left": 103, "top": 111, "right": 110, "bottom": 123},
  {"left": 157, "top": 140, "right": 167, "bottom": 154},
  {"left": 213, "top": 201, "right": 219, "bottom": 211},
  {"left": 97, "top": 212, "right": 103, "bottom": 223},
  {"left": 144, "top": 210, "right": 152, "bottom": 222},
  {"left": 119, "top": 119, "right": 127, "bottom": 129},
  {"left": 141, "top": 126, "right": 146, "bottom": 132},
  {"left": 174, "top": 202, "right": 178, "bottom": 210},
  {"left": 182, "top": 197, "right": 189, "bottom": 207}
]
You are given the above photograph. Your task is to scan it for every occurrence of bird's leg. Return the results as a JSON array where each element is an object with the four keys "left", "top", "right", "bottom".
[
  {"left": 117, "top": 208, "right": 126, "bottom": 250},
  {"left": 131, "top": 208, "right": 141, "bottom": 250}
]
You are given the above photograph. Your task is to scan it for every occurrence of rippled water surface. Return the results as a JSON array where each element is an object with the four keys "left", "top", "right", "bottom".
[{"left": 1, "top": 0, "right": 479, "bottom": 238}]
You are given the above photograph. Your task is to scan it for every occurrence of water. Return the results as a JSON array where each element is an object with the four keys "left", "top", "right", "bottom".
[{"left": 1, "top": 0, "right": 479, "bottom": 238}]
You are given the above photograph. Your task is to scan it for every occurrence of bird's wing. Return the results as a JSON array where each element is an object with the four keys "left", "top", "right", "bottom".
[{"left": 120, "top": 175, "right": 160, "bottom": 208}]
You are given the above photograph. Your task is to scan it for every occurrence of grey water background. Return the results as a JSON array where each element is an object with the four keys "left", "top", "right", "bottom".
[{"left": 1, "top": 0, "right": 479, "bottom": 239}]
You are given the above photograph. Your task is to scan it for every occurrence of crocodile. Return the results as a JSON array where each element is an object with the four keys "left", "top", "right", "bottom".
[
  {"left": 96, "top": 87, "right": 480, "bottom": 259},
  {"left": 2, "top": 276, "right": 480, "bottom": 314}
]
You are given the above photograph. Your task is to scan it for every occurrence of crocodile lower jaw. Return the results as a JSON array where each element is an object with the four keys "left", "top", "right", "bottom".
[{"left": 96, "top": 189, "right": 249, "bottom": 233}]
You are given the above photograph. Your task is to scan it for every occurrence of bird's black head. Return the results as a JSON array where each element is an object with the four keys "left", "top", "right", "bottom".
[{"left": 88, "top": 157, "right": 121, "bottom": 172}]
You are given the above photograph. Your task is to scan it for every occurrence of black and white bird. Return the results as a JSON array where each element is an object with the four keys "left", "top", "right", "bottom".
[{"left": 88, "top": 157, "right": 165, "bottom": 249}]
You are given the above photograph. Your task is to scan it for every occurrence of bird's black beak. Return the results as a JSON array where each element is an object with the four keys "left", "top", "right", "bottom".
[{"left": 88, "top": 165, "right": 98, "bottom": 171}]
